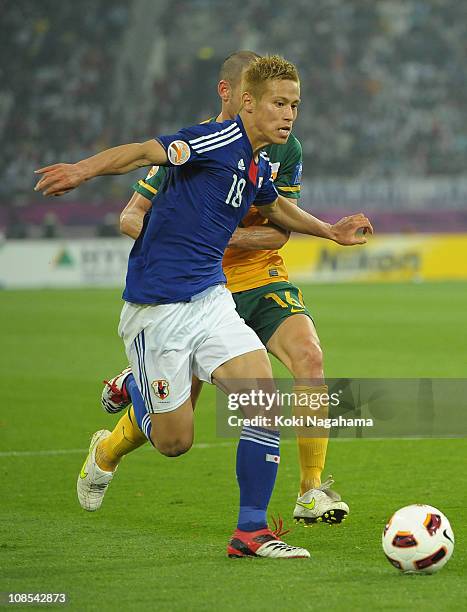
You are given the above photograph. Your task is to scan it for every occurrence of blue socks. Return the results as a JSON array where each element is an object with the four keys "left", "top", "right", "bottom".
[
  {"left": 126, "top": 373, "right": 152, "bottom": 441},
  {"left": 125, "top": 375, "right": 280, "bottom": 532},
  {"left": 236, "top": 426, "right": 280, "bottom": 531}
]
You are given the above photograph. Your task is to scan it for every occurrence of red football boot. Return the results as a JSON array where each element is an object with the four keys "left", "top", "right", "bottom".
[
  {"left": 101, "top": 367, "right": 132, "bottom": 414},
  {"left": 227, "top": 516, "right": 310, "bottom": 559}
]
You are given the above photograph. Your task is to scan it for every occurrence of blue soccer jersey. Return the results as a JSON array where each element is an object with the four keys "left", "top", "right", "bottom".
[{"left": 123, "top": 116, "right": 278, "bottom": 304}]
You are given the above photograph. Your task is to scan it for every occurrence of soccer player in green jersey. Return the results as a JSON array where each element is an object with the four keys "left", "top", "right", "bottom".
[{"left": 106, "top": 51, "right": 350, "bottom": 525}]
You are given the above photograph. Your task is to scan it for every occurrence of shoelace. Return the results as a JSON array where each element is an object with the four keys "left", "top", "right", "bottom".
[
  {"left": 317, "top": 475, "right": 343, "bottom": 502},
  {"left": 271, "top": 515, "right": 290, "bottom": 538},
  {"left": 318, "top": 475, "right": 335, "bottom": 491}
]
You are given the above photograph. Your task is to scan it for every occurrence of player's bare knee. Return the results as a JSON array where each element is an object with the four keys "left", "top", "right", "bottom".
[
  {"left": 155, "top": 437, "right": 193, "bottom": 457},
  {"left": 291, "top": 338, "right": 323, "bottom": 377}
]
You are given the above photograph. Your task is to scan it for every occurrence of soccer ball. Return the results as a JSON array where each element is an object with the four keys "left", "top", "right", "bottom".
[{"left": 382, "top": 504, "right": 454, "bottom": 574}]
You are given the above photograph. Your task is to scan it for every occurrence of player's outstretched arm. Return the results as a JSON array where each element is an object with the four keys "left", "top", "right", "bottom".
[
  {"left": 227, "top": 196, "right": 298, "bottom": 250},
  {"left": 34, "top": 140, "right": 168, "bottom": 197},
  {"left": 120, "top": 192, "right": 152, "bottom": 239},
  {"left": 258, "top": 195, "right": 374, "bottom": 246},
  {"left": 227, "top": 222, "right": 289, "bottom": 250}
]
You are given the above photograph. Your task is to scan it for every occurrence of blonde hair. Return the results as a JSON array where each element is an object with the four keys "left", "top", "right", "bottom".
[{"left": 242, "top": 55, "right": 300, "bottom": 99}]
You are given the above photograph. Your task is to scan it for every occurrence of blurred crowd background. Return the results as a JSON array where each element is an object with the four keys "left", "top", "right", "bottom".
[{"left": 2, "top": 0, "right": 467, "bottom": 238}]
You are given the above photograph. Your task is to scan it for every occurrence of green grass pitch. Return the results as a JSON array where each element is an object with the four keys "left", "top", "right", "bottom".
[{"left": 1, "top": 282, "right": 466, "bottom": 611}]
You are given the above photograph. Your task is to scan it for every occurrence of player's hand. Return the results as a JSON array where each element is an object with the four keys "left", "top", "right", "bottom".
[
  {"left": 331, "top": 213, "right": 374, "bottom": 245},
  {"left": 34, "top": 163, "right": 86, "bottom": 196}
]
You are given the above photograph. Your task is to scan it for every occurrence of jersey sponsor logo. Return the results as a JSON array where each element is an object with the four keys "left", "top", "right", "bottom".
[
  {"left": 152, "top": 379, "right": 170, "bottom": 400},
  {"left": 270, "top": 162, "right": 280, "bottom": 181},
  {"left": 145, "top": 165, "right": 159, "bottom": 180},
  {"left": 167, "top": 140, "right": 191, "bottom": 165},
  {"left": 292, "top": 162, "right": 302, "bottom": 185},
  {"left": 238, "top": 158, "right": 245, "bottom": 171}
]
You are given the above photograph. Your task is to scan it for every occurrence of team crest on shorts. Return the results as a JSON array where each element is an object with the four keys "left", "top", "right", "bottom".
[
  {"left": 152, "top": 379, "right": 170, "bottom": 400},
  {"left": 167, "top": 140, "right": 191, "bottom": 165}
]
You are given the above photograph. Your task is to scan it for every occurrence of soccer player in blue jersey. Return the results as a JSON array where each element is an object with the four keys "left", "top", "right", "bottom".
[
  {"left": 114, "top": 50, "right": 350, "bottom": 526},
  {"left": 36, "top": 55, "right": 372, "bottom": 559}
]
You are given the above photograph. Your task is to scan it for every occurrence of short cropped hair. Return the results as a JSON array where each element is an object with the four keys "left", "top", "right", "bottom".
[
  {"left": 219, "top": 50, "right": 261, "bottom": 87},
  {"left": 242, "top": 55, "right": 300, "bottom": 99}
]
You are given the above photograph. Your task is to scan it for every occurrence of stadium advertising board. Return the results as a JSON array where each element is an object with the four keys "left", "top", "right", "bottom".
[
  {"left": 0, "top": 239, "right": 132, "bottom": 288},
  {"left": 0, "top": 234, "right": 466, "bottom": 288},
  {"left": 282, "top": 233, "right": 467, "bottom": 283}
]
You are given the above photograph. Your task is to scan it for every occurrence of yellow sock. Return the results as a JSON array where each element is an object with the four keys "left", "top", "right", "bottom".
[
  {"left": 293, "top": 385, "right": 330, "bottom": 494},
  {"left": 96, "top": 406, "right": 147, "bottom": 471}
]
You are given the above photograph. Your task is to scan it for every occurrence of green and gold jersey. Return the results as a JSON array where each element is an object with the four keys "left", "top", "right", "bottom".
[
  {"left": 132, "top": 123, "right": 302, "bottom": 294},
  {"left": 133, "top": 163, "right": 166, "bottom": 200}
]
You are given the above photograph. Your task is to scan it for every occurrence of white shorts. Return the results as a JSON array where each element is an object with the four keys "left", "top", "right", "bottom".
[{"left": 118, "top": 285, "right": 264, "bottom": 413}]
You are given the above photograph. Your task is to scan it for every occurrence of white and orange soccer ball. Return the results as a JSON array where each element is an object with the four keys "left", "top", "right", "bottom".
[{"left": 382, "top": 504, "right": 454, "bottom": 574}]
